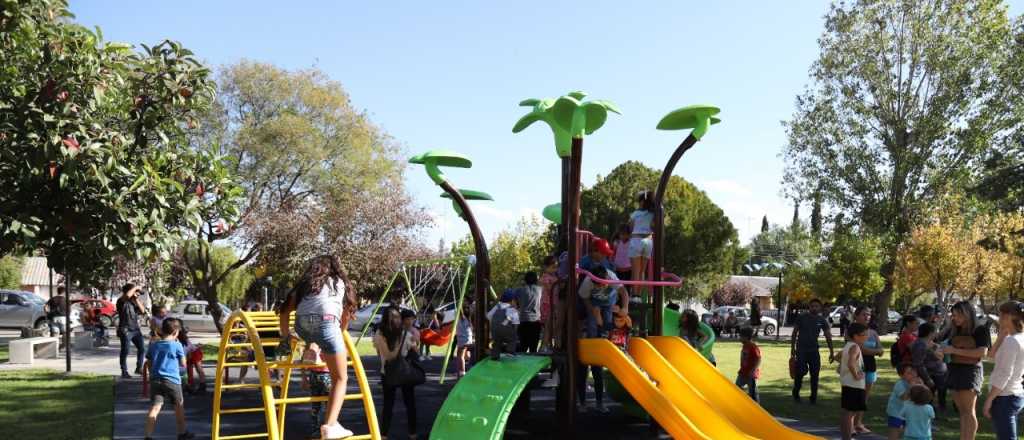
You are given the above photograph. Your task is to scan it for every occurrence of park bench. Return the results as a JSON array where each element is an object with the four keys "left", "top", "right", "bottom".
[{"left": 10, "top": 336, "right": 59, "bottom": 365}]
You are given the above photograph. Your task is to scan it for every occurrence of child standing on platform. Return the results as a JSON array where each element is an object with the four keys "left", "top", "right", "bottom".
[
  {"left": 736, "top": 326, "right": 761, "bottom": 402},
  {"left": 539, "top": 256, "right": 559, "bottom": 352}
]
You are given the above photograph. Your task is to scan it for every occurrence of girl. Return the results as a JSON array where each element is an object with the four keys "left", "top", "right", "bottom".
[
  {"left": 178, "top": 326, "right": 206, "bottom": 393},
  {"left": 611, "top": 224, "right": 632, "bottom": 282},
  {"left": 277, "top": 255, "right": 358, "bottom": 440},
  {"left": 454, "top": 304, "right": 474, "bottom": 378},
  {"left": 938, "top": 301, "right": 990, "bottom": 440},
  {"left": 982, "top": 301, "right": 1024, "bottom": 440},
  {"left": 628, "top": 191, "right": 655, "bottom": 298},
  {"left": 894, "top": 315, "right": 919, "bottom": 369},
  {"left": 374, "top": 307, "right": 420, "bottom": 439},
  {"left": 852, "top": 306, "right": 884, "bottom": 434},
  {"left": 678, "top": 309, "right": 716, "bottom": 365},
  {"left": 419, "top": 307, "right": 439, "bottom": 361},
  {"left": 910, "top": 323, "right": 947, "bottom": 415},
  {"left": 839, "top": 323, "right": 868, "bottom": 440},
  {"left": 539, "top": 256, "right": 559, "bottom": 352}
]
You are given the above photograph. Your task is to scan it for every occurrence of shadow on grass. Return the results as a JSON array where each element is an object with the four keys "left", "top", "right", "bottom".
[{"left": 0, "top": 369, "right": 113, "bottom": 440}]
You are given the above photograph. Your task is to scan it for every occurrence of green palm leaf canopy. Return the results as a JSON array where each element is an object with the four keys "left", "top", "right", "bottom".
[
  {"left": 542, "top": 203, "right": 562, "bottom": 224},
  {"left": 409, "top": 149, "right": 473, "bottom": 185},
  {"left": 440, "top": 189, "right": 494, "bottom": 219},
  {"left": 656, "top": 105, "right": 721, "bottom": 140},
  {"left": 512, "top": 91, "right": 620, "bottom": 158}
]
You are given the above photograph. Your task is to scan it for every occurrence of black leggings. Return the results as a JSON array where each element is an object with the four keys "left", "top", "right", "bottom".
[
  {"left": 381, "top": 384, "right": 417, "bottom": 436},
  {"left": 576, "top": 365, "right": 604, "bottom": 405},
  {"left": 517, "top": 321, "right": 542, "bottom": 353}
]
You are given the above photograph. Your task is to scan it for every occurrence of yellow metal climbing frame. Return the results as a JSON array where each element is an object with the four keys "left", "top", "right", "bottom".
[{"left": 212, "top": 311, "right": 380, "bottom": 440}]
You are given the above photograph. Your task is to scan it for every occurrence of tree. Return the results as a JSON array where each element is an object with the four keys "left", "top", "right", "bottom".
[
  {"left": 975, "top": 19, "right": 1024, "bottom": 212},
  {"left": 810, "top": 191, "right": 823, "bottom": 240},
  {"left": 0, "top": 0, "right": 233, "bottom": 285},
  {"left": 451, "top": 216, "right": 553, "bottom": 294},
  {"left": 579, "top": 161, "right": 741, "bottom": 299},
  {"left": 0, "top": 256, "right": 22, "bottom": 290},
  {"left": 812, "top": 231, "right": 885, "bottom": 303},
  {"left": 181, "top": 61, "right": 429, "bottom": 330},
  {"left": 712, "top": 279, "right": 755, "bottom": 306},
  {"left": 746, "top": 223, "right": 818, "bottom": 274},
  {"left": 783, "top": 0, "right": 1014, "bottom": 328}
]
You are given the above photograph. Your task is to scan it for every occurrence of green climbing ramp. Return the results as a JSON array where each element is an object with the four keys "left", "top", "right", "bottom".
[{"left": 430, "top": 355, "right": 552, "bottom": 440}]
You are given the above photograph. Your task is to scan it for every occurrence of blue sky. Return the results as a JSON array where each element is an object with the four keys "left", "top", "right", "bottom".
[{"left": 72, "top": 1, "right": 1023, "bottom": 247}]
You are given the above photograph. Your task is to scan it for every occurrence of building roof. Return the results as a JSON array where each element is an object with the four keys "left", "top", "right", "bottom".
[
  {"left": 724, "top": 275, "right": 779, "bottom": 297},
  {"left": 21, "top": 257, "right": 58, "bottom": 286}
]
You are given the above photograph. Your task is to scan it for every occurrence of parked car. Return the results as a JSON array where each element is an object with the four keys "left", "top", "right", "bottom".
[
  {"left": 74, "top": 299, "right": 117, "bottom": 327},
  {"left": 169, "top": 300, "right": 231, "bottom": 333},
  {"left": 702, "top": 305, "right": 779, "bottom": 336},
  {"left": 349, "top": 302, "right": 414, "bottom": 333},
  {"left": 0, "top": 290, "right": 80, "bottom": 332}
]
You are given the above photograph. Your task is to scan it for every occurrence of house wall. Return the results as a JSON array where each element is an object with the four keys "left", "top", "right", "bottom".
[{"left": 21, "top": 284, "right": 56, "bottom": 299}]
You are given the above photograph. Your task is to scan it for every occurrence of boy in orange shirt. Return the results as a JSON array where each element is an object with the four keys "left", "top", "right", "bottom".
[{"left": 736, "top": 326, "right": 761, "bottom": 402}]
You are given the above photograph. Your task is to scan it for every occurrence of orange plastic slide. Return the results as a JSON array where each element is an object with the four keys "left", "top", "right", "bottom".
[
  {"left": 578, "top": 338, "right": 748, "bottom": 440},
  {"left": 647, "top": 336, "right": 822, "bottom": 440}
]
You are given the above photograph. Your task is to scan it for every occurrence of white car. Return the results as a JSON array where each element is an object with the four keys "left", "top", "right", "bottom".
[
  {"left": 349, "top": 302, "right": 409, "bottom": 333},
  {"left": 170, "top": 300, "right": 231, "bottom": 333},
  {"left": 705, "top": 305, "right": 779, "bottom": 336}
]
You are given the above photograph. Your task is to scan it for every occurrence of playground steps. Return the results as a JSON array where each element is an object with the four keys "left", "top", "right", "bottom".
[{"left": 212, "top": 311, "right": 381, "bottom": 440}]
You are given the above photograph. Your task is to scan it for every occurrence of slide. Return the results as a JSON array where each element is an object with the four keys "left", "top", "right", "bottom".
[
  {"left": 430, "top": 355, "right": 551, "bottom": 440},
  {"left": 647, "top": 335, "right": 821, "bottom": 440},
  {"left": 579, "top": 338, "right": 738, "bottom": 440}
]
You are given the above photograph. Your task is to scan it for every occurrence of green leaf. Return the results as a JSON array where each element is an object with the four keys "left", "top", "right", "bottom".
[
  {"left": 550, "top": 95, "right": 580, "bottom": 132},
  {"left": 582, "top": 102, "right": 608, "bottom": 135},
  {"left": 512, "top": 111, "right": 544, "bottom": 133},
  {"left": 519, "top": 98, "right": 540, "bottom": 107}
]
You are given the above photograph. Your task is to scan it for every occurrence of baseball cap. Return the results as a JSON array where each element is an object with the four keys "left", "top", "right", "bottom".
[
  {"left": 501, "top": 288, "right": 518, "bottom": 303},
  {"left": 592, "top": 238, "right": 614, "bottom": 257}
]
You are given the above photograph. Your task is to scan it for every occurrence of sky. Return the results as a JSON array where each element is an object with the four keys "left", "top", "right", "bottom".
[{"left": 71, "top": 1, "right": 1024, "bottom": 248}]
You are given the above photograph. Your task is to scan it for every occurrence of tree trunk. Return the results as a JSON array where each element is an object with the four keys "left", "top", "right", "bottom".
[
  {"left": 873, "top": 258, "right": 896, "bottom": 334},
  {"left": 202, "top": 283, "right": 225, "bottom": 334}
]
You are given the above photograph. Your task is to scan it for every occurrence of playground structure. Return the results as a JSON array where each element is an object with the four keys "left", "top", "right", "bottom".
[
  {"left": 211, "top": 311, "right": 380, "bottom": 440},
  {"left": 209, "top": 90, "right": 826, "bottom": 440}
]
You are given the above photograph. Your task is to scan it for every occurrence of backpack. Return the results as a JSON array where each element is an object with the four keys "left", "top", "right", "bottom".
[{"left": 490, "top": 306, "right": 517, "bottom": 341}]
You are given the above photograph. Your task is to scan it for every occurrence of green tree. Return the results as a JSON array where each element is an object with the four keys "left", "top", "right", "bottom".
[
  {"left": 812, "top": 231, "right": 885, "bottom": 303},
  {"left": 0, "top": 256, "right": 23, "bottom": 289},
  {"left": 181, "top": 61, "right": 429, "bottom": 329},
  {"left": 579, "top": 161, "right": 741, "bottom": 299},
  {"left": 782, "top": 0, "right": 1014, "bottom": 326},
  {"left": 0, "top": 0, "right": 235, "bottom": 286},
  {"left": 451, "top": 216, "right": 553, "bottom": 294},
  {"left": 976, "top": 19, "right": 1024, "bottom": 212}
]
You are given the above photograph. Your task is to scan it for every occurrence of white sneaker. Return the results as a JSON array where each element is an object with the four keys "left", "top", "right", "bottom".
[{"left": 321, "top": 423, "right": 354, "bottom": 439}]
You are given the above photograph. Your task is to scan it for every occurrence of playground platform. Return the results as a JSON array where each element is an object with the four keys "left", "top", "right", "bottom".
[{"left": 112, "top": 354, "right": 882, "bottom": 440}]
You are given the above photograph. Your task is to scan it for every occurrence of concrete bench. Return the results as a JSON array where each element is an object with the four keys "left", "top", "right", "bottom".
[{"left": 10, "top": 336, "right": 59, "bottom": 364}]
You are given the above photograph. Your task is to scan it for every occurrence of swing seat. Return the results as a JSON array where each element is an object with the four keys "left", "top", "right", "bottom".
[{"left": 421, "top": 323, "right": 455, "bottom": 346}]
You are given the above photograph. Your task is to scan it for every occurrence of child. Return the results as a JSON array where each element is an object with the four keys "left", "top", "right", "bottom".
[
  {"left": 612, "top": 224, "right": 632, "bottom": 282},
  {"left": 736, "top": 326, "right": 761, "bottom": 402},
  {"left": 608, "top": 306, "right": 631, "bottom": 351},
  {"left": 222, "top": 321, "right": 252, "bottom": 385},
  {"left": 839, "top": 323, "right": 868, "bottom": 440},
  {"left": 539, "top": 255, "right": 559, "bottom": 352},
  {"left": 150, "top": 305, "right": 168, "bottom": 339},
  {"left": 899, "top": 385, "right": 935, "bottom": 440},
  {"left": 487, "top": 289, "right": 519, "bottom": 360},
  {"left": 455, "top": 304, "right": 474, "bottom": 378},
  {"left": 887, "top": 365, "right": 923, "bottom": 440},
  {"left": 177, "top": 327, "right": 206, "bottom": 394},
  {"left": 628, "top": 191, "right": 655, "bottom": 296},
  {"left": 301, "top": 342, "right": 332, "bottom": 439},
  {"left": 910, "top": 323, "right": 947, "bottom": 413},
  {"left": 419, "top": 308, "right": 439, "bottom": 361},
  {"left": 143, "top": 318, "right": 194, "bottom": 440}
]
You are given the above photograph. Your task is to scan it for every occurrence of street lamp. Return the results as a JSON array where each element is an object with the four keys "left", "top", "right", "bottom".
[{"left": 768, "top": 260, "right": 806, "bottom": 341}]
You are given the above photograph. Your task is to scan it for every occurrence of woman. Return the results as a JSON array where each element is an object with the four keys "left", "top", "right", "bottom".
[
  {"left": 679, "top": 309, "right": 716, "bottom": 365},
  {"left": 374, "top": 307, "right": 420, "bottom": 439},
  {"left": 277, "top": 255, "right": 358, "bottom": 440},
  {"left": 938, "top": 301, "right": 990, "bottom": 440},
  {"left": 628, "top": 191, "right": 655, "bottom": 298},
  {"left": 982, "top": 301, "right": 1024, "bottom": 440},
  {"left": 851, "top": 306, "right": 883, "bottom": 435}
]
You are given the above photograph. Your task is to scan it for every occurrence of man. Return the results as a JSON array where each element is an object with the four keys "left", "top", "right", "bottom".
[
  {"left": 44, "top": 286, "right": 68, "bottom": 336},
  {"left": 117, "top": 283, "right": 148, "bottom": 378},
  {"left": 789, "top": 298, "right": 835, "bottom": 404}
]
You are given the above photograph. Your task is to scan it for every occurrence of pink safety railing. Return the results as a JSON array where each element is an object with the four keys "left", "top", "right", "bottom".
[{"left": 574, "top": 229, "right": 683, "bottom": 288}]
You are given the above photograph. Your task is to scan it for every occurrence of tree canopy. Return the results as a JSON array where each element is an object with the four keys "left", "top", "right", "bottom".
[{"left": 580, "top": 161, "right": 741, "bottom": 299}]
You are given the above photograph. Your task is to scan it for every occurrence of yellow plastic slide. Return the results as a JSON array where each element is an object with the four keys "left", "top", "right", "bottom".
[
  {"left": 647, "top": 336, "right": 822, "bottom": 440},
  {"left": 579, "top": 338, "right": 751, "bottom": 440}
]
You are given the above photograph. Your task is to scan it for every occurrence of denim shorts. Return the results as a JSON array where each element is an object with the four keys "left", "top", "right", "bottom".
[
  {"left": 864, "top": 371, "right": 877, "bottom": 385},
  {"left": 886, "top": 416, "right": 905, "bottom": 428},
  {"left": 295, "top": 315, "right": 345, "bottom": 355}
]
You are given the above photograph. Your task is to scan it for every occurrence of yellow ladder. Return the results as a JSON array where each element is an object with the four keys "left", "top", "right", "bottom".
[{"left": 212, "top": 311, "right": 380, "bottom": 440}]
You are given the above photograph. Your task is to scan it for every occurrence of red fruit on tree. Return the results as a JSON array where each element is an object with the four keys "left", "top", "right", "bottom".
[
  {"left": 195, "top": 183, "right": 204, "bottom": 197},
  {"left": 179, "top": 87, "right": 193, "bottom": 98},
  {"left": 56, "top": 91, "right": 69, "bottom": 102},
  {"left": 47, "top": 162, "right": 58, "bottom": 179},
  {"left": 62, "top": 136, "right": 80, "bottom": 153}
]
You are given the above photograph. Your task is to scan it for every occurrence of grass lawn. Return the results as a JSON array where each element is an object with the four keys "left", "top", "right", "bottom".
[
  {"left": 710, "top": 338, "right": 999, "bottom": 440},
  {"left": 0, "top": 369, "right": 114, "bottom": 439},
  {"left": 0, "top": 343, "right": 8, "bottom": 363}
]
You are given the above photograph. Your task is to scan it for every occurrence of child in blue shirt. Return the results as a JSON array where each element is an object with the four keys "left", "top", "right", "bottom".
[
  {"left": 899, "top": 384, "right": 935, "bottom": 440},
  {"left": 143, "top": 318, "right": 193, "bottom": 440},
  {"left": 887, "top": 364, "right": 923, "bottom": 440}
]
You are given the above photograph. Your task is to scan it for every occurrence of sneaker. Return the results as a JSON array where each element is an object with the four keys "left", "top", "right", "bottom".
[
  {"left": 135, "top": 366, "right": 144, "bottom": 375},
  {"left": 596, "top": 403, "right": 610, "bottom": 414},
  {"left": 321, "top": 423, "right": 354, "bottom": 440},
  {"left": 177, "top": 432, "right": 195, "bottom": 440},
  {"left": 121, "top": 371, "right": 131, "bottom": 379}
]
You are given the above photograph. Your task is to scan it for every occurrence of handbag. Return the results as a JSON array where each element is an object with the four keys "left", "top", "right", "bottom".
[
  {"left": 383, "top": 330, "right": 426, "bottom": 387},
  {"left": 951, "top": 334, "right": 981, "bottom": 365},
  {"left": 789, "top": 352, "right": 798, "bottom": 380}
]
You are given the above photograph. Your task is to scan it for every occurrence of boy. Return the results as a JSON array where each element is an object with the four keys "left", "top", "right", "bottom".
[
  {"left": 736, "top": 326, "right": 761, "bottom": 402},
  {"left": 608, "top": 306, "right": 631, "bottom": 351},
  {"left": 839, "top": 323, "right": 868, "bottom": 440},
  {"left": 887, "top": 365, "right": 924, "bottom": 440},
  {"left": 899, "top": 385, "right": 935, "bottom": 440},
  {"left": 143, "top": 318, "right": 194, "bottom": 440},
  {"left": 487, "top": 289, "right": 519, "bottom": 360},
  {"left": 301, "top": 342, "right": 331, "bottom": 439}
]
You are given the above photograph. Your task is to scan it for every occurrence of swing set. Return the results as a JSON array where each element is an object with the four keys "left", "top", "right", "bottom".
[{"left": 354, "top": 255, "right": 481, "bottom": 384}]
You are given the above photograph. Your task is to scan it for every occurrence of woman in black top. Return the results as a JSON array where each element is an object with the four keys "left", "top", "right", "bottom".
[{"left": 940, "top": 301, "right": 991, "bottom": 440}]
